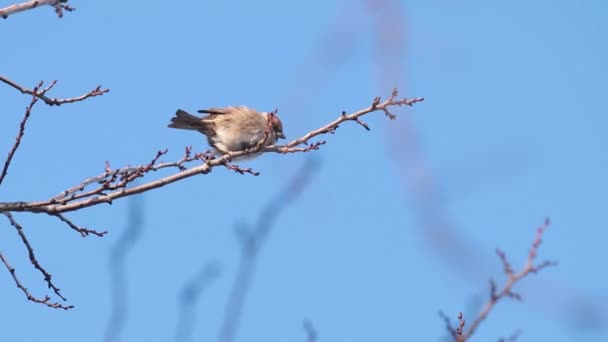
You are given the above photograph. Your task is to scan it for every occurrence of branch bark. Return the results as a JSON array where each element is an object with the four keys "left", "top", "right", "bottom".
[
  {"left": 0, "top": 89, "right": 423, "bottom": 215},
  {"left": 0, "top": 76, "right": 108, "bottom": 106},
  {"left": 0, "top": 0, "right": 74, "bottom": 19},
  {"left": 1, "top": 84, "right": 421, "bottom": 309}
]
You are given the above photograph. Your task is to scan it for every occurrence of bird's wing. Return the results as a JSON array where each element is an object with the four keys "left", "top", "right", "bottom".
[
  {"left": 197, "top": 106, "right": 254, "bottom": 116},
  {"left": 197, "top": 106, "right": 237, "bottom": 115}
]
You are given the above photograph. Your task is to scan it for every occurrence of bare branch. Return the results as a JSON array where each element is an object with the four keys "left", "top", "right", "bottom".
[
  {"left": 266, "top": 89, "right": 423, "bottom": 154},
  {"left": 0, "top": 89, "right": 421, "bottom": 215},
  {"left": 0, "top": 76, "right": 108, "bottom": 106},
  {"left": 0, "top": 90, "right": 417, "bottom": 307},
  {"left": 0, "top": 0, "right": 74, "bottom": 19},
  {"left": 0, "top": 249, "right": 72, "bottom": 309},
  {"left": 3, "top": 213, "right": 71, "bottom": 308},
  {"left": 441, "top": 219, "right": 557, "bottom": 341},
  {"left": 49, "top": 213, "right": 107, "bottom": 237},
  {"left": 0, "top": 81, "right": 47, "bottom": 187}
]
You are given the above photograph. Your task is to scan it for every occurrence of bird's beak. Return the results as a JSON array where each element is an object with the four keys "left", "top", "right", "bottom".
[{"left": 277, "top": 132, "right": 286, "bottom": 139}]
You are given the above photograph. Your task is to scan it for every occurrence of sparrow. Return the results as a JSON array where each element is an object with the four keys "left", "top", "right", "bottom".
[{"left": 168, "top": 106, "right": 286, "bottom": 156}]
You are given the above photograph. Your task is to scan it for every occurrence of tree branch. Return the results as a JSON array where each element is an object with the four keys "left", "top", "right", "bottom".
[
  {"left": 0, "top": 81, "right": 47, "bottom": 187},
  {"left": 0, "top": 0, "right": 74, "bottom": 19},
  {"left": 0, "top": 89, "right": 422, "bottom": 215},
  {"left": 0, "top": 76, "right": 108, "bottom": 106},
  {"left": 0, "top": 249, "right": 71, "bottom": 309},
  {"left": 3, "top": 212, "right": 73, "bottom": 308},
  {"left": 0, "top": 89, "right": 420, "bottom": 308},
  {"left": 1, "top": 77, "right": 109, "bottom": 309}
]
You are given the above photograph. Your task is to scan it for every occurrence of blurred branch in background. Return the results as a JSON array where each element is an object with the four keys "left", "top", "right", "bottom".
[
  {"left": 366, "top": 0, "right": 480, "bottom": 275},
  {"left": 439, "top": 219, "right": 556, "bottom": 341},
  {"left": 364, "top": 0, "right": 608, "bottom": 333},
  {"left": 303, "top": 320, "right": 318, "bottom": 342},
  {"left": 365, "top": 0, "right": 494, "bottom": 280},
  {"left": 104, "top": 195, "right": 145, "bottom": 342},
  {"left": 497, "top": 330, "right": 522, "bottom": 342},
  {"left": 0, "top": 0, "right": 75, "bottom": 19},
  {"left": 218, "top": 157, "right": 320, "bottom": 342},
  {"left": 174, "top": 262, "right": 221, "bottom": 342}
]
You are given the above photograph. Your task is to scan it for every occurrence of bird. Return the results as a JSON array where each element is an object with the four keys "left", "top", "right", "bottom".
[{"left": 168, "top": 106, "right": 286, "bottom": 157}]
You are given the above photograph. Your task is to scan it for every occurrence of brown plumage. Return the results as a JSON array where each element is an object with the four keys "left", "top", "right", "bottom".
[{"left": 168, "top": 106, "right": 285, "bottom": 156}]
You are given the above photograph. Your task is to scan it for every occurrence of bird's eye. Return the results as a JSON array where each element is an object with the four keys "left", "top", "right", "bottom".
[{"left": 272, "top": 116, "right": 283, "bottom": 132}]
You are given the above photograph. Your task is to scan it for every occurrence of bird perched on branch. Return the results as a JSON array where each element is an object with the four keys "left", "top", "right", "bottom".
[{"left": 168, "top": 106, "right": 286, "bottom": 157}]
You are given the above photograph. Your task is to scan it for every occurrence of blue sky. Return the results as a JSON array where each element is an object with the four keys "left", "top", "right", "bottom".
[{"left": 1, "top": 1, "right": 607, "bottom": 341}]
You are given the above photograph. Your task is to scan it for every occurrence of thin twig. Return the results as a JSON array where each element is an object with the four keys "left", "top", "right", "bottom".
[
  {"left": 49, "top": 213, "right": 107, "bottom": 237},
  {"left": 0, "top": 0, "right": 74, "bottom": 20},
  {"left": 0, "top": 249, "right": 72, "bottom": 309},
  {"left": 0, "top": 76, "right": 108, "bottom": 106},
  {"left": 0, "top": 81, "right": 46, "bottom": 187},
  {"left": 266, "top": 89, "right": 423, "bottom": 154},
  {"left": 3, "top": 213, "right": 70, "bottom": 305}
]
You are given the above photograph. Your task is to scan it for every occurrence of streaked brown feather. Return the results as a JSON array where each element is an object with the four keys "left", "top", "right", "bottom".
[{"left": 169, "top": 106, "right": 284, "bottom": 157}]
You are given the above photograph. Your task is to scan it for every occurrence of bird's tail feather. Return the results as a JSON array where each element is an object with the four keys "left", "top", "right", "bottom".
[{"left": 168, "top": 109, "right": 204, "bottom": 130}]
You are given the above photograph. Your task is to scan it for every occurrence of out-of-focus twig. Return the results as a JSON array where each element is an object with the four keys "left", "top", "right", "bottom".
[
  {"left": 174, "top": 262, "right": 221, "bottom": 342},
  {"left": 439, "top": 312, "right": 466, "bottom": 342},
  {"left": 498, "top": 330, "right": 522, "bottom": 342},
  {"left": 218, "top": 157, "right": 320, "bottom": 342},
  {"left": 303, "top": 320, "right": 318, "bottom": 342},
  {"left": 440, "top": 219, "right": 556, "bottom": 341},
  {"left": 0, "top": 0, "right": 74, "bottom": 19},
  {"left": 104, "top": 196, "right": 144, "bottom": 342}
]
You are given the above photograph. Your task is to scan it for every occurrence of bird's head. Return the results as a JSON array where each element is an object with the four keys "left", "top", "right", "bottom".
[{"left": 268, "top": 112, "right": 286, "bottom": 139}]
